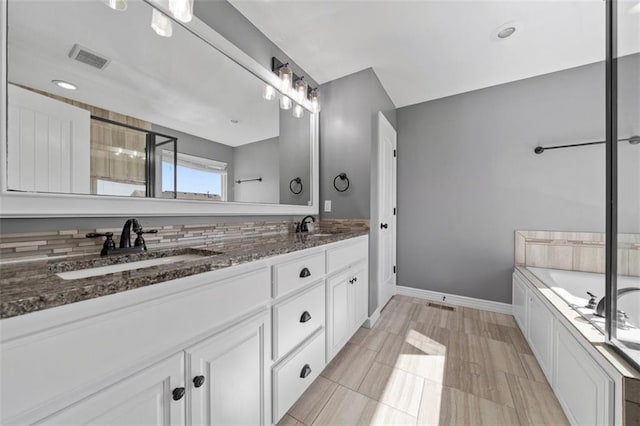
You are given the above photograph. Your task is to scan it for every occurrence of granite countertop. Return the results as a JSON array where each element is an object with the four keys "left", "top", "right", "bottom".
[{"left": 0, "top": 230, "right": 368, "bottom": 319}]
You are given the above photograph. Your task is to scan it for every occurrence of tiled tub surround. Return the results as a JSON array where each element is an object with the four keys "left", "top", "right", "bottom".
[
  {"left": 515, "top": 230, "right": 640, "bottom": 423},
  {"left": 0, "top": 219, "right": 369, "bottom": 319},
  {"left": 515, "top": 230, "right": 640, "bottom": 277}
]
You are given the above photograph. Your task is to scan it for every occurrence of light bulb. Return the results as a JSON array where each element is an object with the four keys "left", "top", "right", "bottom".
[
  {"left": 169, "top": 0, "right": 193, "bottom": 23},
  {"left": 278, "top": 64, "right": 293, "bottom": 92},
  {"left": 103, "top": 0, "right": 127, "bottom": 11},
  {"left": 280, "top": 95, "right": 292, "bottom": 110},
  {"left": 294, "top": 78, "right": 308, "bottom": 103},
  {"left": 151, "top": 9, "right": 173, "bottom": 37},
  {"left": 262, "top": 84, "right": 276, "bottom": 101},
  {"left": 293, "top": 104, "right": 304, "bottom": 119},
  {"left": 310, "top": 89, "right": 320, "bottom": 113}
]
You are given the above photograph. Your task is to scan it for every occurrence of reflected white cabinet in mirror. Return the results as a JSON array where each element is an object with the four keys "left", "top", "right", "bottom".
[{"left": 0, "top": 0, "right": 318, "bottom": 217}]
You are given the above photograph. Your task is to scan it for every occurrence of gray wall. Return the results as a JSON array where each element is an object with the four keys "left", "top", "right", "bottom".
[
  {"left": 233, "top": 137, "right": 280, "bottom": 203},
  {"left": 319, "top": 68, "right": 396, "bottom": 220},
  {"left": 279, "top": 111, "right": 312, "bottom": 206},
  {"left": 319, "top": 67, "right": 397, "bottom": 315},
  {"left": 396, "top": 54, "right": 640, "bottom": 304}
]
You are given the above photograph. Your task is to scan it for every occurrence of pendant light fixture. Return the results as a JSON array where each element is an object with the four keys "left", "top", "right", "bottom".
[
  {"left": 262, "top": 84, "right": 276, "bottom": 101},
  {"left": 310, "top": 89, "right": 320, "bottom": 113},
  {"left": 103, "top": 0, "right": 127, "bottom": 11},
  {"left": 169, "top": 0, "right": 194, "bottom": 23},
  {"left": 280, "top": 95, "right": 292, "bottom": 110},
  {"left": 294, "top": 77, "right": 308, "bottom": 103},
  {"left": 151, "top": 8, "right": 173, "bottom": 37},
  {"left": 278, "top": 63, "right": 293, "bottom": 92},
  {"left": 293, "top": 104, "right": 305, "bottom": 119}
]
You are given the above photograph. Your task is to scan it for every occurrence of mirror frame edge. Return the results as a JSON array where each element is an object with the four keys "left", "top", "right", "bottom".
[{"left": 0, "top": 0, "right": 319, "bottom": 218}]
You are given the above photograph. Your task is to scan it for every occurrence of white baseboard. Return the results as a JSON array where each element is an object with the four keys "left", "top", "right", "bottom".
[
  {"left": 396, "top": 286, "right": 512, "bottom": 315},
  {"left": 363, "top": 307, "right": 381, "bottom": 329}
]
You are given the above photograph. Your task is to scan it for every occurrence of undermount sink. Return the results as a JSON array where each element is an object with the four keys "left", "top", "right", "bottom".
[{"left": 54, "top": 248, "right": 220, "bottom": 280}]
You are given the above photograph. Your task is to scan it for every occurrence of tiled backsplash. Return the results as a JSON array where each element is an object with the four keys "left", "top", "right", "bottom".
[
  {"left": 0, "top": 219, "right": 370, "bottom": 263},
  {"left": 515, "top": 230, "right": 640, "bottom": 277}
]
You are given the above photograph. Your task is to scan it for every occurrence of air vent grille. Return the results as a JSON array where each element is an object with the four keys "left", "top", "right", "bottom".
[{"left": 68, "top": 44, "right": 110, "bottom": 70}]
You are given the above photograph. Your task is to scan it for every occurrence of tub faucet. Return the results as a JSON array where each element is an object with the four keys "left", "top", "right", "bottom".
[{"left": 595, "top": 287, "right": 640, "bottom": 317}]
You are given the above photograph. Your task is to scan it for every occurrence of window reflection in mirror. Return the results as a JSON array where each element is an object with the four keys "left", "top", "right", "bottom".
[{"left": 5, "top": 0, "right": 313, "bottom": 206}]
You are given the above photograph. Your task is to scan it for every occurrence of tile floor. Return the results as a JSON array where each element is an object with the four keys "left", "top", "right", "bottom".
[{"left": 278, "top": 295, "right": 569, "bottom": 425}]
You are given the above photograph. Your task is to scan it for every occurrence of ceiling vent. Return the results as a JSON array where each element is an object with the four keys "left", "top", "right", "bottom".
[{"left": 68, "top": 44, "right": 110, "bottom": 70}]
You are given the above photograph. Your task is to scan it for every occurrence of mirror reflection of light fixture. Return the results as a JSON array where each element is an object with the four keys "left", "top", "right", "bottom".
[
  {"left": 280, "top": 95, "right": 292, "bottom": 110},
  {"left": 310, "top": 89, "right": 320, "bottom": 113},
  {"left": 169, "top": 0, "right": 194, "bottom": 23},
  {"left": 151, "top": 8, "right": 173, "bottom": 37},
  {"left": 103, "top": 0, "right": 127, "bottom": 11},
  {"left": 278, "top": 63, "right": 293, "bottom": 91},
  {"left": 262, "top": 84, "right": 276, "bottom": 101},
  {"left": 51, "top": 80, "right": 78, "bottom": 90},
  {"left": 293, "top": 104, "right": 304, "bottom": 119},
  {"left": 294, "top": 77, "right": 308, "bottom": 103}
]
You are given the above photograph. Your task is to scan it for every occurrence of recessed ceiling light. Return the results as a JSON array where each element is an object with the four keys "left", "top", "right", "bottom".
[
  {"left": 230, "top": 119, "right": 239, "bottom": 124},
  {"left": 51, "top": 80, "right": 78, "bottom": 90},
  {"left": 497, "top": 26, "right": 516, "bottom": 39}
]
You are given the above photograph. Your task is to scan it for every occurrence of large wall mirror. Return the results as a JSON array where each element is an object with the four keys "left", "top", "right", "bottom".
[{"left": 1, "top": 0, "right": 317, "bottom": 216}]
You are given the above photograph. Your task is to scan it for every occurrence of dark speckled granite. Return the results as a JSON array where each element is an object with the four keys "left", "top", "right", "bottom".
[{"left": 0, "top": 230, "right": 367, "bottom": 319}]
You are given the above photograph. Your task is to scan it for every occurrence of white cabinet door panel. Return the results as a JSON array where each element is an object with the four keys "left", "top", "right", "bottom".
[
  {"left": 36, "top": 353, "right": 185, "bottom": 426},
  {"left": 327, "top": 271, "right": 351, "bottom": 358},
  {"left": 512, "top": 273, "right": 528, "bottom": 334},
  {"left": 527, "top": 291, "right": 554, "bottom": 381},
  {"left": 187, "top": 311, "right": 269, "bottom": 426},
  {"left": 351, "top": 263, "right": 369, "bottom": 334},
  {"left": 554, "top": 324, "right": 613, "bottom": 426}
]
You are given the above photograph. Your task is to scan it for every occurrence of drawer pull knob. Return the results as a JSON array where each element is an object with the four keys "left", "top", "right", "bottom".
[
  {"left": 300, "top": 311, "right": 312, "bottom": 323},
  {"left": 300, "top": 364, "right": 312, "bottom": 378},
  {"left": 193, "top": 375, "right": 205, "bottom": 388},
  {"left": 299, "top": 267, "right": 311, "bottom": 278},
  {"left": 172, "top": 387, "right": 185, "bottom": 401},
  {"left": 349, "top": 278, "right": 355, "bottom": 284}
]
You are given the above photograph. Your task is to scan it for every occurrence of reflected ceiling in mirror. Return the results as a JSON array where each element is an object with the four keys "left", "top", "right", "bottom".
[{"left": 6, "top": 0, "right": 313, "bottom": 206}]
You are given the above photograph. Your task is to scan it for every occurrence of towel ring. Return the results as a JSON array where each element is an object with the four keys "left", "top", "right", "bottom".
[
  {"left": 333, "top": 173, "right": 350, "bottom": 192},
  {"left": 289, "top": 177, "right": 303, "bottom": 194}
]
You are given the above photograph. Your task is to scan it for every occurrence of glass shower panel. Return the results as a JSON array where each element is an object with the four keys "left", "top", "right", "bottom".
[{"left": 610, "top": 0, "right": 640, "bottom": 369}]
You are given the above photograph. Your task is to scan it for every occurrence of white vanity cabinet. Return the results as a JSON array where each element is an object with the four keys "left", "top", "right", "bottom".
[
  {"left": 326, "top": 237, "right": 369, "bottom": 361},
  {"left": 512, "top": 271, "right": 615, "bottom": 426},
  {"left": 0, "top": 235, "right": 370, "bottom": 426}
]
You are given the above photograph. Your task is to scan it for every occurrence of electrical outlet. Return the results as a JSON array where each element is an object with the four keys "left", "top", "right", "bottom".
[{"left": 324, "top": 200, "right": 332, "bottom": 212}]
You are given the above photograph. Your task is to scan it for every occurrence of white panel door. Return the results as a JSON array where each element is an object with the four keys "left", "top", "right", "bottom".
[
  {"left": 187, "top": 311, "right": 269, "bottom": 426},
  {"left": 36, "top": 353, "right": 185, "bottom": 426},
  {"left": 7, "top": 84, "right": 90, "bottom": 193},
  {"left": 377, "top": 112, "right": 397, "bottom": 309}
]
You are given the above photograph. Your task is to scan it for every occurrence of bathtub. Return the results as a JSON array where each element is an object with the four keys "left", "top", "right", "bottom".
[{"left": 527, "top": 267, "right": 640, "bottom": 358}]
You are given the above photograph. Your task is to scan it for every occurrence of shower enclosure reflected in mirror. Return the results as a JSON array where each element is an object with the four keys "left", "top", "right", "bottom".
[{"left": 5, "top": 0, "right": 313, "bottom": 207}]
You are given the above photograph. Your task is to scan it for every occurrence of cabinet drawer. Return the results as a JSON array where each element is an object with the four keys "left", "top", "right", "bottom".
[
  {"left": 273, "top": 282, "right": 325, "bottom": 360},
  {"left": 273, "top": 330, "right": 325, "bottom": 424},
  {"left": 326, "top": 237, "right": 368, "bottom": 274},
  {"left": 273, "top": 252, "right": 325, "bottom": 297}
]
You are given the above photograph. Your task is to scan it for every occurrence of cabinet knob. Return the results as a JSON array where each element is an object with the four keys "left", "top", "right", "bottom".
[
  {"left": 349, "top": 277, "right": 355, "bottom": 284},
  {"left": 299, "top": 267, "right": 311, "bottom": 278},
  {"left": 172, "top": 387, "right": 185, "bottom": 401},
  {"left": 193, "top": 375, "right": 205, "bottom": 388},
  {"left": 380, "top": 223, "right": 388, "bottom": 229},
  {"left": 300, "top": 311, "right": 312, "bottom": 323},
  {"left": 300, "top": 364, "right": 312, "bottom": 379},
  {"left": 353, "top": 277, "right": 358, "bottom": 282}
]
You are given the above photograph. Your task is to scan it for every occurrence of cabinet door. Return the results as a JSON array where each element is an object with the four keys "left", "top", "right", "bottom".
[
  {"left": 512, "top": 272, "right": 528, "bottom": 334},
  {"left": 350, "top": 264, "right": 369, "bottom": 334},
  {"left": 37, "top": 353, "right": 185, "bottom": 425},
  {"left": 554, "top": 326, "right": 613, "bottom": 426},
  {"left": 327, "top": 271, "right": 351, "bottom": 359},
  {"left": 526, "top": 291, "right": 554, "bottom": 381},
  {"left": 187, "top": 311, "right": 269, "bottom": 426}
]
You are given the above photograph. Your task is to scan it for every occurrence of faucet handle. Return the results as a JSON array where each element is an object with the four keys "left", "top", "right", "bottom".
[
  {"left": 86, "top": 232, "right": 116, "bottom": 256},
  {"left": 86, "top": 232, "right": 113, "bottom": 238},
  {"left": 134, "top": 229, "right": 158, "bottom": 250}
]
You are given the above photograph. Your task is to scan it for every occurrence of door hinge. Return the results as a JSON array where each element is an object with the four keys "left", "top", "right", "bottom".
[
  {"left": 393, "top": 265, "right": 396, "bottom": 274},
  {"left": 393, "top": 207, "right": 396, "bottom": 215},
  {"left": 393, "top": 149, "right": 397, "bottom": 158}
]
